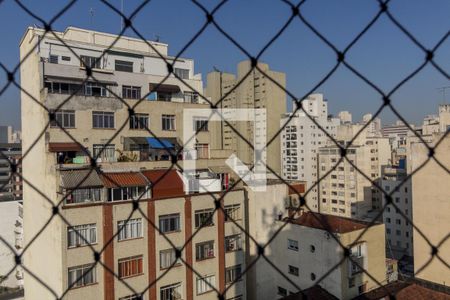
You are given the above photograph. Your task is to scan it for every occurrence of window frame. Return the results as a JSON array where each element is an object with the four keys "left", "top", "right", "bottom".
[
  {"left": 118, "top": 255, "right": 144, "bottom": 279},
  {"left": 67, "top": 223, "right": 97, "bottom": 248},
  {"left": 159, "top": 213, "right": 181, "bottom": 234},
  {"left": 117, "top": 218, "right": 143, "bottom": 241}
]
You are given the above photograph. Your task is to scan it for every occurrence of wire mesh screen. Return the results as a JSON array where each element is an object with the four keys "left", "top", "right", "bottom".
[{"left": 0, "top": 0, "right": 449, "bottom": 299}]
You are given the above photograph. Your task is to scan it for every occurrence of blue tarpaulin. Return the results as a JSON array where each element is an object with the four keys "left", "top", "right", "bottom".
[{"left": 147, "top": 137, "right": 174, "bottom": 149}]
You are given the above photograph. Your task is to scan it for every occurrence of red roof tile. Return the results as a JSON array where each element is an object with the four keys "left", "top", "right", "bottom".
[
  {"left": 285, "top": 212, "right": 373, "bottom": 233},
  {"left": 142, "top": 169, "right": 184, "bottom": 198},
  {"left": 100, "top": 172, "right": 148, "bottom": 188},
  {"left": 354, "top": 281, "right": 450, "bottom": 300}
]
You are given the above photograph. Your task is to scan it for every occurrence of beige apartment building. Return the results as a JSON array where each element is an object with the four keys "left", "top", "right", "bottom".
[
  {"left": 205, "top": 61, "right": 287, "bottom": 175},
  {"left": 318, "top": 124, "right": 391, "bottom": 219},
  {"left": 411, "top": 133, "right": 450, "bottom": 286},
  {"left": 269, "top": 212, "right": 387, "bottom": 300},
  {"left": 19, "top": 26, "right": 246, "bottom": 300}
]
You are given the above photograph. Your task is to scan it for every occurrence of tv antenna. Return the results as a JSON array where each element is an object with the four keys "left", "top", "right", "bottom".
[{"left": 437, "top": 86, "right": 450, "bottom": 104}]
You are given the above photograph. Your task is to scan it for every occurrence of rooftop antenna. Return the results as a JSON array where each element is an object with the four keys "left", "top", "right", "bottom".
[
  {"left": 437, "top": 86, "right": 450, "bottom": 104},
  {"left": 89, "top": 8, "right": 95, "bottom": 27}
]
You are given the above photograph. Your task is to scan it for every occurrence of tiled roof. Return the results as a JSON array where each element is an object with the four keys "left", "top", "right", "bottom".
[
  {"left": 281, "top": 286, "right": 338, "bottom": 300},
  {"left": 142, "top": 169, "right": 184, "bottom": 198},
  {"left": 100, "top": 172, "right": 149, "bottom": 188},
  {"left": 60, "top": 168, "right": 103, "bottom": 189},
  {"left": 284, "top": 212, "right": 373, "bottom": 233},
  {"left": 353, "top": 281, "right": 450, "bottom": 300}
]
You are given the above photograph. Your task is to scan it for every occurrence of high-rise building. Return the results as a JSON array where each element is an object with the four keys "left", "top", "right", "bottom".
[
  {"left": 19, "top": 26, "right": 244, "bottom": 300},
  {"left": 0, "top": 126, "right": 13, "bottom": 143},
  {"left": 411, "top": 133, "right": 450, "bottom": 286},
  {"left": 269, "top": 212, "right": 387, "bottom": 300},
  {"left": 338, "top": 111, "right": 353, "bottom": 124},
  {"left": 280, "top": 94, "right": 340, "bottom": 211},
  {"left": 205, "top": 61, "right": 287, "bottom": 175},
  {"left": 318, "top": 125, "right": 391, "bottom": 219},
  {"left": 0, "top": 143, "right": 22, "bottom": 201},
  {"left": 361, "top": 113, "right": 381, "bottom": 137},
  {"left": 380, "top": 166, "right": 413, "bottom": 259}
]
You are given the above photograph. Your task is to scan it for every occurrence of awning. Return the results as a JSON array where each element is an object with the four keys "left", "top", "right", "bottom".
[
  {"left": 49, "top": 142, "right": 83, "bottom": 152},
  {"left": 60, "top": 169, "right": 103, "bottom": 189},
  {"left": 142, "top": 169, "right": 184, "bottom": 198},
  {"left": 123, "top": 137, "right": 150, "bottom": 150},
  {"left": 147, "top": 137, "right": 174, "bottom": 149},
  {"left": 209, "top": 166, "right": 232, "bottom": 174},
  {"left": 149, "top": 83, "right": 181, "bottom": 93},
  {"left": 100, "top": 172, "right": 149, "bottom": 188}
]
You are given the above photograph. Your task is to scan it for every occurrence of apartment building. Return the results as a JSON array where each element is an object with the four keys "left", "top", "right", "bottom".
[
  {"left": 338, "top": 111, "right": 353, "bottom": 124},
  {"left": 361, "top": 114, "right": 381, "bottom": 137},
  {"left": 318, "top": 125, "right": 390, "bottom": 219},
  {"left": 0, "top": 143, "right": 22, "bottom": 201},
  {"left": 19, "top": 26, "right": 244, "bottom": 300},
  {"left": 380, "top": 166, "right": 413, "bottom": 259},
  {"left": 0, "top": 199, "right": 24, "bottom": 289},
  {"left": 280, "top": 94, "right": 340, "bottom": 211},
  {"left": 269, "top": 212, "right": 386, "bottom": 300},
  {"left": 411, "top": 133, "right": 450, "bottom": 286},
  {"left": 205, "top": 61, "right": 287, "bottom": 175},
  {"left": 0, "top": 126, "right": 13, "bottom": 143},
  {"left": 420, "top": 104, "right": 450, "bottom": 136},
  {"left": 381, "top": 121, "right": 414, "bottom": 151}
]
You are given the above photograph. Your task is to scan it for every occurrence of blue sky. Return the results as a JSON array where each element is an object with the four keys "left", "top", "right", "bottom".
[{"left": 0, "top": 0, "right": 449, "bottom": 129}]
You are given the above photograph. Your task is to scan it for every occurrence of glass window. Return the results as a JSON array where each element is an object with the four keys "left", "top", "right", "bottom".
[
  {"left": 194, "top": 118, "right": 208, "bottom": 132},
  {"left": 225, "top": 234, "right": 242, "bottom": 252},
  {"left": 288, "top": 239, "right": 299, "bottom": 251},
  {"left": 92, "top": 111, "right": 114, "bottom": 129},
  {"left": 288, "top": 265, "right": 299, "bottom": 276},
  {"left": 115, "top": 60, "right": 133, "bottom": 72},
  {"left": 195, "top": 209, "right": 214, "bottom": 228},
  {"left": 160, "top": 248, "right": 180, "bottom": 269},
  {"left": 196, "top": 240, "right": 214, "bottom": 260},
  {"left": 80, "top": 55, "right": 101, "bottom": 69},
  {"left": 50, "top": 110, "right": 75, "bottom": 128},
  {"left": 174, "top": 68, "right": 189, "bottom": 79},
  {"left": 68, "top": 264, "right": 96, "bottom": 288},
  {"left": 117, "top": 218, "right": 142, "bottom": 241},
  {"left": 118, "top": 255, "right": 143, "bottom": 278},
  {"left": 66, "top": 188, "right": 102, "bottom": 204},
  {"left": 225, "top": 264, "right": 242, "bottom": 284},
  {"left": 224, "top": 204, "right": 241, "bottom": 222},
  {"left": 130, "top": 113, "right": 149, "bottom": 130},
  {"left": 160, "top": 283, "right": 182, "bottom": 300},
  {"left": 196, "top": 274, "right": 215, "bottom": 295},
  {"left": 162, "top": 115, "right": 176, "bottom": 131},
  {"left": 49, "top": 55, "right": 58, "bottom": 64},
  {"left": 159, "top": 214, "right": 180, "bottom": 233},
  {"left": 67, "top": 224, "right": 97, "bottom": 248},
  {"left": 122, "top": 85, "right": 141, "bottom": 99},
  {"left": 93, "top": 144, "right": 115, "bottom": 162}
]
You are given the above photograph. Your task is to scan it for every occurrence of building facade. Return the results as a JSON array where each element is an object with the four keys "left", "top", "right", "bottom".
[
  {"left": 280, "top": 94, "right": 340, "bottom": 211},
  {"left": 0, "top": 143, "right": 22, "bottom": 201},
  {"left": 205, "top": 61, "right": 287, "bottom": 175}
]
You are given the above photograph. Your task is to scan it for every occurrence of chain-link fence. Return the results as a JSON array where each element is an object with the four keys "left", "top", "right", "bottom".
[{"left": 0, "top": 0, "right": 449, "bottom": 299}]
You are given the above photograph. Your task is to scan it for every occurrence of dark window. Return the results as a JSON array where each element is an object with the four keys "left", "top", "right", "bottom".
[
  {"left": 115, "top": 60, "right": 133, "bottom": 72},
  {"left": 80, "top": 55, "right": 101, "bottom": 69},
  {"left": 196, "top": 240, "right": 214, "bottom": 260},
  {"left": 225, "top": 234, "right": 242, "bottom": 252},
  {"left": 130, "top": 114, "right": 149, "bottom": 130},
  {"left": 162, "top": 115, "right": 176, "bottom": 131},
  {"left": 174, "top": 68, "right": 189, "bottom": 79},
  {"left": 50, "top": 110, "right": 75, "bottom": 128},
  {"left": 92, "top": 111, "right": 114, "bottom": 129},
  {"left": 49, "top": 55, "right": 58, "bottom": 64},
  {"left": 311, "top": 273, "right": 316, "bottom": 281},
  {"left": 61, "top": 56, "right": 71, "bottom": 61},
  {"left": 195, "top": 209, "right": 214, "bottom": 228},
  {"left": 288, "top": 265, "right": 299, "bottom": 276},
  {"left": 159, "top": 214, "right": 180, "bottom": 233},
  {"left": 310, "top": 245, "right": 315, "bottom": 253},
  {"left": 194, "top": 118, "right": 208, "bottom": 132}
]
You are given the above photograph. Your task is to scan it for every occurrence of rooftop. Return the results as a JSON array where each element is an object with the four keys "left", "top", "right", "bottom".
[
  {"left": 353, "top": 281, "right": 450, "bottom": 300},
  {"left": 284, "top": 212, "right": 376, "bottom": 234},
  {"left": 281, "top": 285, "right": 338, "bottom": 300}
]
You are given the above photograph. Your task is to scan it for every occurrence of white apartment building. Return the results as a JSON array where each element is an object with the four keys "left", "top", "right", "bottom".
[
  {"left": 361, "top": 113, "right": 381, "bottom": 137},
  {"left": 338, "top": 111, "right": 353, "bottom": 124},
  {"left": 270, "top": 212, "right": 387, "bottom": 300},
  {"left": 0, "top": 199, "right": 24, "bottom": 289},
  {"left": 318, "top": 125, "right": 391, "bottom": 219},
  {"left": 19, "top": 26, "right": 245, "bottom": 300},
  {"left": 421, "top": 104, "right": 450, "bottom": 136},
  {"left": 280, "top": 94, "right": 340, "bottom": 211},
  {"left": 380, "top": 166, "right": 413, "bottom": 259}
]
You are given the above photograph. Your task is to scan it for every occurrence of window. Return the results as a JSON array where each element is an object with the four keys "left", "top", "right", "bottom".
[
  {"left": 196, "top": 240, "right": 214, "bottom": 260},
  {"left": 396, "top": 230, "right": 401, "bottom": 236},
  {"left": 115, "top": 60, "right": 133, "bottom": 72},
  {"left": 195, "top": 209, "right": 214, "bottom": 228},
  {"left": 224, "top": 204, "right": 241, "bottom": 221},
  {"left": 174, "top": 68, "right": 189, "bottom": 79},
  {"left": 118, "top": 218, "right": 142, "bottom": 241},
  {"left": 162, "top": 115, "right": 176, "bottom": 131},
  {"left": 195, "top": 144, "right": 209, "bottom": 159},
  {"left": 386, "top": 217, "right": 391, "bottom": 224},
  {"left": 80, "top": 55, "right": 101, "bottom": 69},
  {"left": 311, "top": 273, "right": 316, "bottom": 281},
  {"left": 67, "top": 224, "right": 97, "bottom": 248},
  {"left": 225, "top": 234, "right": 242, "bottom": 252},
  {"left": 225, "top": 265, "right": 242, "bottom": 284},
  {"left": 160, "top": 282, "right": 182, "bottom": 300},
  {"left": 109, "top": 186, "right": 148, "bottom": 202},
  {"left": 66, "top": 188, "right": 102, "bottom": 204},
  {"left": 277, "top": 287, "right": 287, "bottom": 297},
  {"left": 123, "top": 86, "right": 141, "bottom": 99},
  {"left": 50, "top": 110, "right": 75, "bottom": 128},
  {"left": 288, "top": 239, "right": 299, "bottom": 251},
  {"left": 159, "top": 214, "right": 180, "bottom": 233},
  {"left": 130, "top": 113, "right": 149, "bottom": 130},
  {"left": 396, "top": 219, "right": 401, "bottom": 225},
  {"left": 85, "top": 82, "right": 107, "bottom": 97},
  {"left": 61, "top": 56, "right": 71, "bottom": 61},
  {"left": 160, "top": 248, "right": 180, "bottom": 269},
  {"left": 288, "top": 265, "right": 299, "bottom": 276},
  {"left": 194, "top": 118, "right": 208, "bottom": 132},
  {"left": 349, "top": 277, "right": 355, "bottom": 288},
  {"left": 68, "top": 264, "right": 96, "bottom": 288},
  {"left": 92, "top": 111, "right": 114, "bottom": 128},
  {"left": 196, "top": 274, "right": 215, "bottom": 295},
  {"left": 118, "top": 256, "right": 143, "bottom": 278},
  {"left": 184, "top": 91, "right": 198, "bottom": 103},
  {"left": 310, "top": 245, "right": 316, "bottom": 253},
  {"left": 49, "top": 55, "right": 58, "bottom": 64},
  {"left": 93, "top": 144, "right": 115, "bottom": 162}
]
